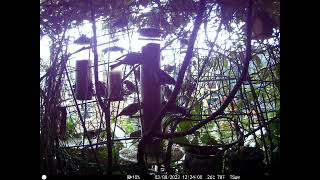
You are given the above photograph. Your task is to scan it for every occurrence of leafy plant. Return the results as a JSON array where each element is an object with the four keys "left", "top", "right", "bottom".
[{"left": 65, "top": 117, "right": 79, "bottom": 139}]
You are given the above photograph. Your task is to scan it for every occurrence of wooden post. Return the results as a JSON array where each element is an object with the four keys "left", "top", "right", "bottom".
[{"left": 141, "top": 43, "right": 161, "bottom": 156}]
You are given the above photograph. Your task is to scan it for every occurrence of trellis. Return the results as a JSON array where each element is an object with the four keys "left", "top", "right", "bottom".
[{"left": 40, "top": 0, "right": 280, "bottom": 176}]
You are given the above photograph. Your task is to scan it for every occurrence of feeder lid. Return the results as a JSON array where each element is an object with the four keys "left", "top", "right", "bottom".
[
  {"left": 139, "top": 27, "right": 162, "bottom": 38},
  {"left": 102, "top": 46, "right": 126, "bottom": 54},
  {"left": 74, "top": 34, "right": 91, "bottom": 45}
]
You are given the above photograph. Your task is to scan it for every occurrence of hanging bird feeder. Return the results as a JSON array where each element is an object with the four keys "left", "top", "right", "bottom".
[
  {"left": 139, "top": 27, "right": 162, "bottom": 38},
  {"left": 75, "top": 60, "right": 93, "bottom": 100},
  {"left": 108, "top": 70, "right": 124, "bottom": 101},
  {"left": 74, "top": 34, "right": 92, "bottom": 45},
  {"left": 119, "top": 26, "right": 184, "bottom": 166},
  {"left": 138, "top": 27, "right": 162, "bottom": 48}
]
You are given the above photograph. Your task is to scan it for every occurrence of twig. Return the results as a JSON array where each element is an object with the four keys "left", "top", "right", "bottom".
[
  {"left": 90, "top": 0, "right": 112, "bottom": 174},
  {"left": 65, "top": 65, "right": 102, "bottom": 171},
  {"left": 247, "top": 76, "right": 271, "bottom": 164}
]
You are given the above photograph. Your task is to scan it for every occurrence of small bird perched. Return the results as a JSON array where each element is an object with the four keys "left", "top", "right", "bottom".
[
  {"left": 163, "top": 64, "right": 175, "bottom": 73},
  {"left": 86, "top": 129, "right": 99, "bottom": 139},
  {"left": 122, "top": 80, "right": 138, "bottom": 95},
  {"left": 113, "top": 16, "right": 129, "bottom": 29},
  {"left": 96, "top": 81, "right": 107, "bottom": 97},
  {"left": 130, "top": 130, "right": 141, "bottom": 138},
  {"left": 162, "top": 101, "right": 190, "bottom": 117},
  {"left": 157, "top": 69, "right": 176, "bottom": 85},
  {"left": 110, "top": 52, "right": 142, "bottom": 69},
  {"left": 117, "top": 102, "right": 142, "bottom": 117},
  {"left": 163, "top": 85, "right": 173, "bottom": 101},
  {"left": 134, "top": 67, "right": 140, "bottom": 82}
]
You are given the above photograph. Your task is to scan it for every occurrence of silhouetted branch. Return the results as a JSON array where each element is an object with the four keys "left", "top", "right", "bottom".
[
  {"left": 90, "top": 0, "right": 110, "bottom": 173},
  {"left": 152, "top": 0, "right": 253, "bottom": 140}
]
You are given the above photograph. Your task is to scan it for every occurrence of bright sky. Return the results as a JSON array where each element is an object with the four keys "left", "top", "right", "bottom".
[{"left": 40, "top": 17, "right": 238, "bottom": 76}]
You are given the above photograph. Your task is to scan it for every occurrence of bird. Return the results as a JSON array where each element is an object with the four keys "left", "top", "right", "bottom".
[
  {"left": 134, "top": 67, "right": 140, "bottom": 82},
  {"left": 117, "top": 102, "right": 142, "bottom": 117},
  {"left": 130, "top": 130, "right": 141, "bottom": 138},
  {"left": 110, "top": 52, "right": 142, "bottom": 69},
  {"left": 113, "top": 16, "right": 129, "bottom": 29},
  {"left": 96, "top": 81, "right": 107, "bottom": 97},
  {"left": 122, "top": 80, "right": 137, "bottom": 95},
  {"left": 163, "top": 64, "right": 175, "bottom": 73},
  {"left": 157, "top": 69, "right": 176, "bottom": 85},
  {"left": 163, "top": 85, "right": 173, "bottom": 100},
  {"left": 86, "top": 129, "right": 99, "bottom": 139},
  {"left": 162, "top": 101, "right": 190, "bottom": 117},
  {"left": 185, "top": 82, "right": 197, "bottom": 97}
]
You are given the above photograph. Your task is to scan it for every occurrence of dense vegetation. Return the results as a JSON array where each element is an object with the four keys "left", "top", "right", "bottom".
[{"left": 40, "top": 0, "right": 280, "bottom": 176}]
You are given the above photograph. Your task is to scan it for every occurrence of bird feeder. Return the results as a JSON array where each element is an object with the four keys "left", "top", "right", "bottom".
[
  {"left": 119, "top": 27, "right": 184, "bottom": 165},
  {"left": 108, "top": 70, "right": 123, "bottom": 101},
  {"left": 75, "top": 60, "right": 93, "bottom": 100},
  {"left": 140, "top": 27, "right": 162, "bottom": 157},
  {"left": 138, "top": 27, "right": 162, "bottom": 48}
]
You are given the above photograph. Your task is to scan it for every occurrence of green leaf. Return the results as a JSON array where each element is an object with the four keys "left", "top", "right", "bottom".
[
  {"left": 112, "top": 147, "right": 118, "bottom": 159},
  {"left": 223, "top": 59, "right": 229, "bottom": 68},
  {"left": 267, "top": 111, "right": 276, "bottom": 119},
  {"left": 121, "top": 119, "right": 136, "bottom": 134},
  {"left": 192, "top": 101, "right": 202, "bottom": 116},
  {"left": 253, "top": 55, "right": 262, "bottom": 69},
  {"left": 173, "top": 136, "right": 190, "bottom": 144},
  {"left": 241, "top": 118, "right": 250, "bottom": 131},
  {"left": 66, "top": 117, "right": 77, "bottom": 136},
  {"left": 177, "top": 121, "right": 193, "bottom": 131},
  {"left": 190, "top": 136, "right": 199, "bottom": 145},
  {"left": 200, "top": 133, "right": 218, "bottom": 145},
  {"left": 275, "top": 63, "right": 280, "bottom": 79},
  {"left": 97, "top": 146, "right": 118, "bottom": 160},
  {"left": 99, "top": 131, "right": 107, "bottom": 139},
  {"left": 270, "top": 121, "right": 280, "bottom": 137},
  {"left": 98, "top": 147, "right": 107, "bottom": 159},
  {"left": 194, "top": 131, "right": 201, "bottom": 139},
  {"left": 276, "top": 109, "right": 280, "bottom": 117}
]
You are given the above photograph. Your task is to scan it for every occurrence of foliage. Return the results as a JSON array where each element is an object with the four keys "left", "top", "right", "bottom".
[
  {"left": 40, "top": 0, "right": 280, "bottom": 175},
  {"left": 65, "top": 117, "right": 78, "bottom": 138}
]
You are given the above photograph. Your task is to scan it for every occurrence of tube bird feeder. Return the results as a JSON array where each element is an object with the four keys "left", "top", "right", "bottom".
[
  {"left": 75, "top": 60, "right": 93, "bottom": 100},
  {"left": 141, "top": 43, "right": 161, "bottom": 156},
  {"left": 108, "top": 70, "right": 123, "bottom": 101}
]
